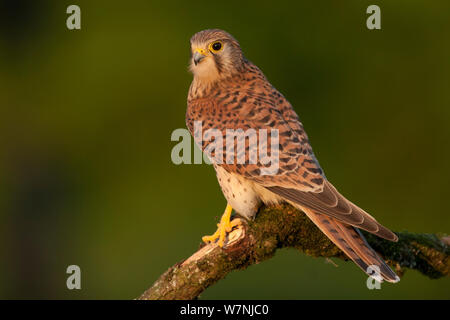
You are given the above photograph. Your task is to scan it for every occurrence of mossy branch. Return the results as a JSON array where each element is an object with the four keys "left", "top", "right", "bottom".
[{"left": 138, "top": 203, "right": 449, "bottom": 300}]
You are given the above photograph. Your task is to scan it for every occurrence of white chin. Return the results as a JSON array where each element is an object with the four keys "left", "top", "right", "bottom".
[{"left": 192, "top": 58, "right": 219, "bottom": 81}]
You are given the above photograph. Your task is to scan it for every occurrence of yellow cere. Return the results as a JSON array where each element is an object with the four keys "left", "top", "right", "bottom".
[{"left": 194, "top": 48, "right": 207, "bottom": 55}]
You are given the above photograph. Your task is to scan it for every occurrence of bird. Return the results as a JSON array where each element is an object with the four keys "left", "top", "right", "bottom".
[{"left": 186, "top": 29, "right": 399, "bottom": 283}]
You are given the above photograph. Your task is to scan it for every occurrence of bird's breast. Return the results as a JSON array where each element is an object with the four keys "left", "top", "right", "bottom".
[
  {"left": 214, "top": 165, "right": 260, "bottom": 220},
  {"left": 214, "top": 165, "right": 282, "bottom": 219}
]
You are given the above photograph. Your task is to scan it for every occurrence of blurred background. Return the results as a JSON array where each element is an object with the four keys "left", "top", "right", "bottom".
[{"left": 0, "top": 0, "right": 449, "bottom": 299}]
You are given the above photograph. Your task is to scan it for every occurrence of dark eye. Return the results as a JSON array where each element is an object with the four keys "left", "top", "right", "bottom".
[{"left": 211, "top": 42, "right": 222, "bottom": 51}]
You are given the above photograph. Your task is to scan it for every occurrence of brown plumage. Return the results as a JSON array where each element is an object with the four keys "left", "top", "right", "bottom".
[{"left": 186, "top": 29, "right": 399, "bottom": 282}]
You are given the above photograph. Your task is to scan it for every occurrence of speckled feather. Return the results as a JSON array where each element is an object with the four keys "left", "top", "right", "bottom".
[{"left": 186, "top": 29, "right": 399, "bottom": 282}]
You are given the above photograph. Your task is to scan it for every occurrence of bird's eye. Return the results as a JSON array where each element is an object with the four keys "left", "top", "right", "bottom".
[{"left": 210, "top": 41, "right": 223, "bottom": 52}]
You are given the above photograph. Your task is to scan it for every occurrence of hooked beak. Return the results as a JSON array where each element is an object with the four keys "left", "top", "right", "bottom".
[{"left": 193, "top": 49, "right": 207, "bottom": 65}]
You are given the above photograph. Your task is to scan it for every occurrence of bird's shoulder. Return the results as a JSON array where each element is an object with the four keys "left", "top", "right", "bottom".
[{"left": 186, "top": 61, "right": 325, "bottom": 192}]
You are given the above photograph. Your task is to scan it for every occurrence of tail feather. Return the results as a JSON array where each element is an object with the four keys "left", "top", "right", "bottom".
[{"left": 301, "top": 207, "right": 400, "bottom": 283}]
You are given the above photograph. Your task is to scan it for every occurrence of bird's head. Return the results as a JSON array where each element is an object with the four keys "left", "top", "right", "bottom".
[{"left": 189, "top": 29, "right": 245, "bottom": 83}]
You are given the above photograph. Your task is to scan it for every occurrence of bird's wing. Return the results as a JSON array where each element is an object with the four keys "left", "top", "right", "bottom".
[
  {"left": 186, "top": 74, "right": 397, "bottom": 241},
  {"left": 268, "top": 182, "right": 398, "bottom": 241},
  {"left": 187, "top": 84, "right": 326, "bottom": 192}
]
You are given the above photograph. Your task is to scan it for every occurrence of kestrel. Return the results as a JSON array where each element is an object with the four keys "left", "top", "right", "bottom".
[{"left": 186, "top": 29, "right": 399, "bottom": 282}]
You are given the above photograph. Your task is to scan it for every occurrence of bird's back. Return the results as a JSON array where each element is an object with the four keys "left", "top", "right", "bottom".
[{"left": 187, "top": 53, "right": 399, "bottom": 282}]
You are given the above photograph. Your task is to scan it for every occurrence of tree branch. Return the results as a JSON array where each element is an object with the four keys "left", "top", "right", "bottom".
[{"left": 138, "top": 203, "right": 449, "bottom": 300}]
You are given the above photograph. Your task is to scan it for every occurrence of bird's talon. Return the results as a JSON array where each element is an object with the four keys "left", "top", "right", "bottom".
[
  {"left": 202, "top": 204, "right": 239, "bottom": 247},
  {"left": 230, "top": 218, "right": 243, "bottom": 228}
]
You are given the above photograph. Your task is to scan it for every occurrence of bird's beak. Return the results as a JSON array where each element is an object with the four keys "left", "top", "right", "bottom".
[{"left": 193, "top": 49, "right": 207, "bottom": 66}]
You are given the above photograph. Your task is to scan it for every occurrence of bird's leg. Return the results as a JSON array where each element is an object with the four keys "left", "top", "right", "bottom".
[{"left": 202, "top": 204, "right": 242, "bottom": 247}]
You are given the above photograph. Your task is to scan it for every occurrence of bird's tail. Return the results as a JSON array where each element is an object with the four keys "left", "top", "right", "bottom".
[{"left": 301, "top": 207, "right": 400, "bottom": 283}]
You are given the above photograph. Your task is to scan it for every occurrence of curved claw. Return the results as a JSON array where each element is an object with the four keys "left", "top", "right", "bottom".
[{"left": 202, "top": 205, "right": 242, "bottom": 247}]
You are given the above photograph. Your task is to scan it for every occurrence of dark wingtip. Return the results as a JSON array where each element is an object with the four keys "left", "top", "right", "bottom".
[
  {"left": 392, "top": 233, "right": 399, "bottom": 242},
  {"left": 387, "top": 229, "right": 399, "bottom": 242},
  {"left": 377, "top": 225, "right": 399, "bottom": 242}
]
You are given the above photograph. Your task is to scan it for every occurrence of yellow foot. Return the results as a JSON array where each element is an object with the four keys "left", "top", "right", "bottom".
[{"left": 202, "top": 204, "right": 243, "bottom": 247}]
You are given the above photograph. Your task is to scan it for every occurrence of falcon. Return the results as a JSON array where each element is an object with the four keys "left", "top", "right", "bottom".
[{"left": 186, "top": 29, "right": 399, "bottom": 282}]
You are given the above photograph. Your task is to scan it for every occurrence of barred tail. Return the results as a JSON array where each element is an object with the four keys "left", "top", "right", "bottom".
[{"left": 301, "top": 207, "right": 400, "bottom": 283}]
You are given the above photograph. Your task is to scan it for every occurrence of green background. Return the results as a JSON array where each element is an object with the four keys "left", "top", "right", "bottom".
[{"left": 1, "top": 0, "right": 449, "bottom": 299}]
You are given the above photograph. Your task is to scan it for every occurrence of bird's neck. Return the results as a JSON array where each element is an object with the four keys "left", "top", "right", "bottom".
[
  {"left": 188, "top": 60, "right": 258, "bottom": 101},
  {"left": 189, "top": 77, "right": 218, "bottom": 100},
  {"left": 189, "top": 73, "right": 239, "bottom": 101}
]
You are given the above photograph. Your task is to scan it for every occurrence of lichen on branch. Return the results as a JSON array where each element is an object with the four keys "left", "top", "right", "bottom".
[{"left": 138, "top": 203, "right": 449, "bottom": 300}]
